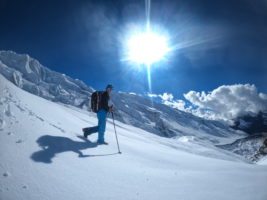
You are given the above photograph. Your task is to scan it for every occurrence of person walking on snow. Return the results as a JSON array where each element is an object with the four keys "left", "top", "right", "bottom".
[{"left": 83, "top": 84, "right": 114, "bottom": 145}]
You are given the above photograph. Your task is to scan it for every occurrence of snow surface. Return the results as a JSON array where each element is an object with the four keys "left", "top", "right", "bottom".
[
  {"left": 258, "top": 157, "right": 267, "bottom": 165},
  {"left": 1, "top": 74, "right": 267, "bottom": 200},
  {"left": 0, "top": 51, "right": 248, "bottom": 147}
]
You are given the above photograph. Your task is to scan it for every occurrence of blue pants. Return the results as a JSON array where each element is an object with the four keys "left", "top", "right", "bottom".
[
  {"left": 83, "top": 126, "right": 98, "bottom": 135},
  {"left": 97, "top": 109, "right": 107, "bottom": 143},
  {"left": 83, "top": 109, "right": 107, "bottom": 142}
]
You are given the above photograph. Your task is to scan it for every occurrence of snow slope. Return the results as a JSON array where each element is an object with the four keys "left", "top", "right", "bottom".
[
  {"left": 258, "top": 156, "right": 267, "bottom": 165},
  {"left": 0, "top": 50, "right": 247, "bottom": 147},
  {"left": 1, "top": 75, "right": 267, "bottom": 200}
]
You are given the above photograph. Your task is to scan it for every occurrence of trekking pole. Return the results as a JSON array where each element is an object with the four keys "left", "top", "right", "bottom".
[{"left": 111, "top": 112, "right": 122, "bottom": 154}]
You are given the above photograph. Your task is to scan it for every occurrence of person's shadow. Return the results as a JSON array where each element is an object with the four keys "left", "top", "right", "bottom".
[{"left": 31, "top": 135, "right": 105, "bottom": 163}]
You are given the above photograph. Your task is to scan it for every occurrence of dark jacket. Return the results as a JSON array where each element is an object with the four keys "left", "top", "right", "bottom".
[{"left": 100, "top": 91, "right": 110, "bottom": 112}]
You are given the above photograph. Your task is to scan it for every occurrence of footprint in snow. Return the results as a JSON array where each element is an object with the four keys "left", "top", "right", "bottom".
[
  {"left": 5, "top": 104, "right": 13, "bottom": 117},
  {"left": 29, "top": 111, "right": 34, "bottom": 116},
  {"left": 16, "top": 139, "right": 23, "bottom": 143},
  {"left": 36, "top": 116, "right": 44, "bottom": 121},
  {"left": 15, "top": 104, "right": 25, "bottom": 112},
  {"left": 49, "top": 123, "right": 65, "bottom": 133},
  {"left": 3, "top": 172, "right": 10, "bottom": 177},
  {"left": 0, "top": 119, "right": 5, "bottom": 130},
  {"left": 22, "top": 185, "right": 28, "bottom": 189}
]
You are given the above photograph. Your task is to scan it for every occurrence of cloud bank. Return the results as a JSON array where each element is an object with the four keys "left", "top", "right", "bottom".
[{"left": 149, "top": 84, "right": 267, "bottom": 123}]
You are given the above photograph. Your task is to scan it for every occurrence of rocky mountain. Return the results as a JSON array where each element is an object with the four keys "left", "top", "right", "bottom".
[
  {"left": 219, "top": 112, "right": 267, "bottom": 161},
  {"left": 217, "top": 133, "right": 267, "bottom": 162}
]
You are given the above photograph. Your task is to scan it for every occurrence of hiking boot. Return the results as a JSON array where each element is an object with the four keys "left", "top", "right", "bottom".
[
  {"left": 97, "top": 141, "right": 108, "bottom": 145},
  {"left": 83, "top": 129, "right": 88, "bottom": 138}
]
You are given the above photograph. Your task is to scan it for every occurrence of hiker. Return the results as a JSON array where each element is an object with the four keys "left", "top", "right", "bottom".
[{"left": 83, "top": 84, "right": 114, "bottom": 145}]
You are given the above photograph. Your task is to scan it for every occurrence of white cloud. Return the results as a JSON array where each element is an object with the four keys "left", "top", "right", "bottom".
[
  {"left": 159, "top": 93, "right": 174, "bottom": 101},
  {"left": 163, "top": 99, "right": 185, "bottom": 109},
  {"left": 148, "top": 92, "right": 190, "bottom": 112},
  {"left": 147, "top": 93, "right": 158, "bottom": 98},
  {"left": 184, "top": 84, "right": 267, "bottom": 121},
  {"left": 148, "top": 84, "right": 267, "bottom": 123}
]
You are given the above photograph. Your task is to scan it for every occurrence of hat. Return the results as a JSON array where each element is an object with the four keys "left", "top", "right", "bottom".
[{"left": 106, "top": 84, "right": 114, "bottom": 90}]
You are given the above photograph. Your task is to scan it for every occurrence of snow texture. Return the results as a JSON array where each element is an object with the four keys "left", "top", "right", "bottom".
[
  {"left": 0, "top": 52, "right": 267, "bottom": 199},
  {"left": 0, "top": 51, "right": 94, "bottom": 107},
  {"left": 0, "top": 51, "right": 247, "bottom": 146},
  {"left": 0, "top": 72, "right": 267, "bottom": 200}
]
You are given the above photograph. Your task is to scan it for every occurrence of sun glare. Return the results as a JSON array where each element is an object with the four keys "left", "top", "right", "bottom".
[{"left": 127, "top": 32, "right": 169, "bottom": 65}]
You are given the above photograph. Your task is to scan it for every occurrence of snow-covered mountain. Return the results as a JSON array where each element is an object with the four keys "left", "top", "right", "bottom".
[
  {"left": 0, "top": 50, "right": 94, "bottom": 107},
  {"left": 217, "top": 133, "right": 267, "bottom": 162},
  {"left": 216, "top": 112, "right": 267, "bottom": 162},
  {"left": 1, "top": 71, "right": 267, "bottom": 200},
  {"left": 0, "top": 50, "right": 247, "bottom": 147}
]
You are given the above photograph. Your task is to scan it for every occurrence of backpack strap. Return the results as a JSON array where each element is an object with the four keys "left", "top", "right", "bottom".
[{"left": 97, "top": 91, "right": 102, "bottom": 111}]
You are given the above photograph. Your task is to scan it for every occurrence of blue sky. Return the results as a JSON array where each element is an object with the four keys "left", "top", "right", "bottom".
[{"left": 1, "top": 0, "right": 267, "bottom": 100}]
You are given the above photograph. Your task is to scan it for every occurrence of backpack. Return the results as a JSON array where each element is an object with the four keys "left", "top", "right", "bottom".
[{"left": 90, "top": 91, "right": 103, "bottom": 113}]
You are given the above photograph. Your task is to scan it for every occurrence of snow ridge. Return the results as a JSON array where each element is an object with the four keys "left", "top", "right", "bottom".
[{"left": 0, "top": 50, "right": 94, "bottom": 107}]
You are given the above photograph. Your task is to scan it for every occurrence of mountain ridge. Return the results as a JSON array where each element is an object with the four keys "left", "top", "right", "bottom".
[{"left": 0, "top": 50, "right": 94, "bottom": 107}]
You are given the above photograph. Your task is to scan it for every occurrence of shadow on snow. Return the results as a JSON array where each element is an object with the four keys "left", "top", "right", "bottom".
[{"left": 31, "top": 135, "right": 118, "bottom": 163}]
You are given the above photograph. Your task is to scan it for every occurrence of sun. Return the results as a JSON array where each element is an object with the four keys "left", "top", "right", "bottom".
[{"left": 127, "top": 32, "right": 169, "bottom": 65}]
